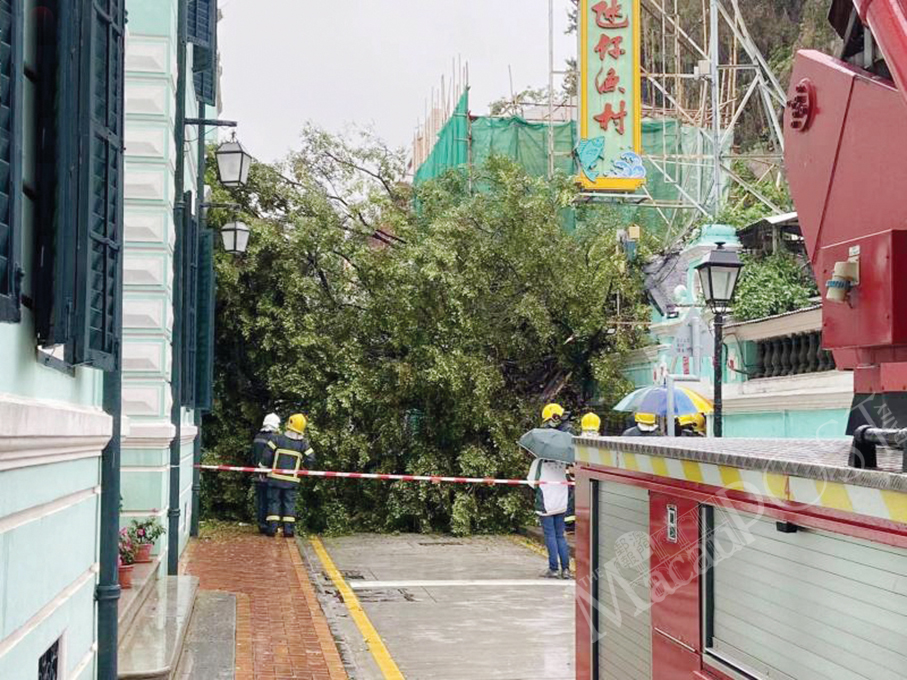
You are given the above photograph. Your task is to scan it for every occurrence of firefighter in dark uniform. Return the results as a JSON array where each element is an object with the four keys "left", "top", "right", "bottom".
[
  {"left": 265, "top": 413, "right": 315, "bottom": 538},
  {"left": 250, "top": 413, "right": 280, "bottom": 534}
]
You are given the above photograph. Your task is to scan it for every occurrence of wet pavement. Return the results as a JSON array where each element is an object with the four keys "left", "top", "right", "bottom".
[
  {"left": 302, "top": 534, "right": 575, "bottom": 680},
  {"left": 184, "top": 528, "right": 347, "bottom": 680}
]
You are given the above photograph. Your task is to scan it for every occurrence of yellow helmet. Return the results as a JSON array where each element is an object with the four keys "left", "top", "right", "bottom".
[
  {"left": 287, "top": 413, "right": 308, "bottom": 434},
  {"left": 541, "top": 403, "right": 565, "bottom": 423},
  {"left": 581, "top": 412, "right": 601, "bottom": 434},
  {"left": 679, "top": 413, "right": 706, "bottom": 432},
  {"left": 635, "top": 412, "right": 657, "bottom": 426}
]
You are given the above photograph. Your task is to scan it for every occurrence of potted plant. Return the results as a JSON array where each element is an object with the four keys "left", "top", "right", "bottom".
[
  {"left": 129, "top": 514, "right": 165, "bottom": 563},
  {"left": 118, "top": 528, "right": 136, "bottom": 589}
]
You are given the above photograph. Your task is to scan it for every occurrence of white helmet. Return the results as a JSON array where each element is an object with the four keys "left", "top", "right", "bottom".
[{"left": 262, "top": 413, "right": 280, "bottom": 432}]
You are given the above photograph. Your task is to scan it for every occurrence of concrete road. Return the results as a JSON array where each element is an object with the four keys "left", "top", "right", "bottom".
[{"left": 302, "top": 534, "right": 575, "bottom": 680}]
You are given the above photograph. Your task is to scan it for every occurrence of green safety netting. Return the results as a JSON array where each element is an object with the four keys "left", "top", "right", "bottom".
[
  {"left": 413, "top": 91, "right": 470, "bottom": 186},
  {"left": 414, "top": 89, "right": 719, "bottom": 237}
]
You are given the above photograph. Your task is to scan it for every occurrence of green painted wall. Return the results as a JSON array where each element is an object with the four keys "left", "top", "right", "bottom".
[{"left": 724, "top": 408, "right": 850, "bottom": 439}]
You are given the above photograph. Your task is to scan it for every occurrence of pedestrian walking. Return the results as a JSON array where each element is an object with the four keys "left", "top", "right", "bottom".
[
  {"left": 265, "top": 413, "right": 315, "bottom": 538},
  {"left": 250, "top": 413, "right": 281, "bottom": 534},
  {"left": 528, "top": 456, "right": 572, "bottom": 579}
]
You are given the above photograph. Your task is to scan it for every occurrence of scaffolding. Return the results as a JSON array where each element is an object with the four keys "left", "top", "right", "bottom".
[{"left": 412, "top": 0, "right": 787, "bottom": 246}]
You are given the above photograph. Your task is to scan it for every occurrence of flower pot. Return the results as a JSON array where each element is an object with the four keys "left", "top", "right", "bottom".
[
  {"left": 118, "top": 564, "right": 135, "bottom": 589},
  {"left": 135, "top": 543, "right": 153, "bottom": 563}
]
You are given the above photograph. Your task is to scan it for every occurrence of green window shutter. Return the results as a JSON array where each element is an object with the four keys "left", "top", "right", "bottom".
[
  {"left": 187, "top": 0, "right": 215, "bottom": 48},
  {"left": 0, "top": 0, "right": 23, "bottom": 322},
  {"left": 194, "top": 229, "right": 216, "bottom": 411},
  {"left": 34, "top": 0, "right": 83, "bottom": 346},
  {"left": 72, "top": 0, "right": 125, "bottom": 369},
  {"left": 181, "top": 203, "right": 198, "bottom": 406},
  {"left": 192, "top": 0, "right": 217, "bottom": 106},
  {"left": 192, "top": 42, "right": 216, "bottom": 106}
]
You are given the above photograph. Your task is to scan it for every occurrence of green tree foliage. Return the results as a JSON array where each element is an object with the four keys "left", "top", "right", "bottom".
[
  {"left": 732, "top": 251, "right": 818, "bottom": 322},
  {"left": 201, "top": 128, "right": 649, "bottom": 535},
  {"left": 717, "top": 161, "right": 793, "bottom": 228}
]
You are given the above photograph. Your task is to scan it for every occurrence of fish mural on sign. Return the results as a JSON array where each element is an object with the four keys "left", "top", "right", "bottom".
[{"left": 575, "top": 137, "right": 606, "bottom": 182}]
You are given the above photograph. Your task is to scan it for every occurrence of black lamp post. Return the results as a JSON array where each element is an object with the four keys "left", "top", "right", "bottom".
[
  {"left": 695, "top": 241, "right": 743, "bottom": 437},
  {"left": 215, "top": 134, "right": 253, "bottom": 188}
]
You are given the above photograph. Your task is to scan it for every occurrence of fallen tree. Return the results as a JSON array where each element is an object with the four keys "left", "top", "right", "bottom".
[{"left": 201, "top": 127, "right": 649, "bottom": 534}]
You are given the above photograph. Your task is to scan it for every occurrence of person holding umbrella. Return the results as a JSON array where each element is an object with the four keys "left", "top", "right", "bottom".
[{"left": 521, "top": 422, "right": 575, "bottom": 579}]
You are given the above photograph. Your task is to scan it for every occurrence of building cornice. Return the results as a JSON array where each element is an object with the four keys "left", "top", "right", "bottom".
[
  {"left": 0, "top": 393, "right": 112, "bottom": 471},
  {"left": 725, "top": 306, "right": 822, "bottom": 341},
  {"left": 123, "top": 421, "right": 198, "bottom": 449},
  {"left": 722, "top": 370, "right": 853, "bottom": 413}
]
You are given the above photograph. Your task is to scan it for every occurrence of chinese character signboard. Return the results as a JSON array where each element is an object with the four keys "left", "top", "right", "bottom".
[{"left": 577, "top": 0, "right": 645, "bottom": 191}]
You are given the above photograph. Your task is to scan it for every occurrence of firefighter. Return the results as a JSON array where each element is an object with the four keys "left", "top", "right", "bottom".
[
  {"left": 266, "top": 413, "right": 315, "bottom": 538},
  {"left": 622, "top": 412, "right": 659, "bottom": 436},
  {"left": 541, "top": 403, "right": 573, "bottom": 432},
  {"left": 250, "top": 413, "right": 281, "bottom": 534},
  {"left": 676, "top": 413, "right": 705, "bottom": 436},
  {"left": 580, "top": 412, "right": 601, "bottom": 436}
]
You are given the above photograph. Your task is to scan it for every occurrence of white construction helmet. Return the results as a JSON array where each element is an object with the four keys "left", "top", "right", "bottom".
[{"left": 262, "top": 413, "right": 280, "bottom": 431}]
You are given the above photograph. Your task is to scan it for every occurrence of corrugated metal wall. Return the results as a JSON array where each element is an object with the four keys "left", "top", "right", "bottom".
[
  {"left": 596, "top": 482, "right": 652, "bottom": 680},
  {"left": 710, "top": 508, "right": 907, "bottom": 680}
]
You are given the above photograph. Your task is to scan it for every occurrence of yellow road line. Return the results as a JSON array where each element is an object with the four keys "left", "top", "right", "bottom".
[{"left": 310, "top": 537, "right": 405, "bottom": 680}]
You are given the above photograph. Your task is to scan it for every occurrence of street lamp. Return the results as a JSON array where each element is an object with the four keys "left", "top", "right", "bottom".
[
  {"left": 695, "top": 241, "right": 743, "bottom": 437},
  {"left": 221, "top": 220, "right": 251, "bottom": 255},
  {"left": 215, "top": 135, "right": 253, "bottom": 188}
]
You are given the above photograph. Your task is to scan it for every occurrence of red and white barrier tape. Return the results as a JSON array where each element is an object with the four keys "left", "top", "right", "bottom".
[{"left": 195, "top": 464, "right": 575, "bottom": 487}]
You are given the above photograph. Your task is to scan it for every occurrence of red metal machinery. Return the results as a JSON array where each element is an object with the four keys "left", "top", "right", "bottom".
[
  {"left": 572, "top": 5, "right": 907, "bottom": 680},
  {"left": 785, "top": 0, "right": 907, "bottom": 432}
]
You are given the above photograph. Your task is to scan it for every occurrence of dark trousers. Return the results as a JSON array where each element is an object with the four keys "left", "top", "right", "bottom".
[
  {"left": 254, "top": 480, "right": 269, "bottom": 532},
  {"left": 266, "top": 484, "right": 298, "bottom": 537}
]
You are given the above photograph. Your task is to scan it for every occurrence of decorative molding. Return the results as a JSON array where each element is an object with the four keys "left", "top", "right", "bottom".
[
  {"left": 123, "top": 340, "right": 168, "bottom": 374},
  {"left": 125, "top": 209, "right": 169, "bottom": 245},
  {"left": 123, "top": 422, "right": 198, "bottom": 449},
  {"left": 124, "top": 252, "right": 169, "bottom": 289},
  {"left": 0, "top": 487, "right": 99, "bottom": 534},
  {"left": 123, "top": 383, "right": 170, "bottom": 418},
  {"left": 726, "top": 307, "right": 822, "bottom": 342},
  {"left": 125, "top": 166, "right": 168, "bottom": 202},
  {"left": 123, "top": 296, "right": 172, "bottom": 334},
  {"left": 0, "top": 565, "right": 97, "bottom": 659},
  {"left": 0, "top": 394, "right": 111, "bottom": 470},
  {"left": 120, "top": 508, "right": 167, "bottom": 519},
  {"left": 125, "top": 82, "right": 170, "bottom": 118},
  {"left": 722, "top": 370, "right": 854, "bottom": 413},
  {"left": 124, "top": 126, "right": 168, "bottom": 159},
  {"left": 623, "top": 344, "right": 665, "bottom": 367},
  {"left": 70, "top": 643, "right": 97, "bottom": 680},
  {"left": 125, "top": 37, "right": 171, "bottom": 75}
]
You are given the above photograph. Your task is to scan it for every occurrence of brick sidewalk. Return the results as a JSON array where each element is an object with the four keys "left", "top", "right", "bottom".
[{"left": 184, "top": 529, "right": 347, "bottom": 680}]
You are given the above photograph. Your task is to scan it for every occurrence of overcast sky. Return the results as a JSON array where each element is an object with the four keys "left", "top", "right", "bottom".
[{"left": 217, "top": 0, "right": 577, "bottom": 162}]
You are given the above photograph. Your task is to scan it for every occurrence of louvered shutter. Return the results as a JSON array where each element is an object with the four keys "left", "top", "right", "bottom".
[
  {"left": 72, "top": 0, "right": 124, "bottom": 369},
  {"left": 187, "top": 0, "right": 215, "bottom": 48},
  {"left": 191, "top": 0, "right": 217, "bottom": 106},
  {"left": 0, "top": 0, "right": 22, "bottom": 322},
  {"left": 181, "top": 200, "right": 198, "bottom": 406},
  {"left": 194, "top": 229, "right": 216, "bottom": 411},
  {"left": 193, "top": 42, "right": 216, "bottom": 106},
  {"left": 34, "top": 0, "right": 83, "bottom": 346}
]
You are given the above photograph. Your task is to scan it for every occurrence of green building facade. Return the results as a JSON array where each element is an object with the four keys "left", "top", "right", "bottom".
[{"left": 0, "top": 1, "right": 218, "bottom": 677}]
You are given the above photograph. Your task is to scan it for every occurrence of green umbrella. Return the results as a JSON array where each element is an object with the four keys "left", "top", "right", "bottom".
[{"left": 518, "top": 428, "right": 575, "bottom": 464}]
